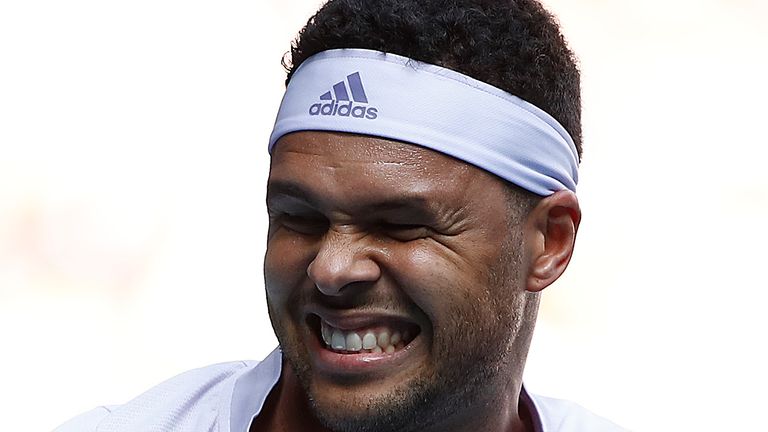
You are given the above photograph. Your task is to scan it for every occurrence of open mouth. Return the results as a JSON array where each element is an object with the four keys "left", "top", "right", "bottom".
[{"left": 307, "top": 314, "right": 421, "bottom": 355}]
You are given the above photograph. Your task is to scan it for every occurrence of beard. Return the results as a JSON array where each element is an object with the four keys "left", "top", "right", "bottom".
[
  {"left": 268, "top": 233, "right": 538, "bottom": 432},
  {"left": 312, "top": 339, "right": 522, "bottom": 432}
]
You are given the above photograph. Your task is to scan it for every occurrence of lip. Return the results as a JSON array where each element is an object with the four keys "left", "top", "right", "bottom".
[{"left": 304, "top": 307, "right": 424, "bottom": 377}]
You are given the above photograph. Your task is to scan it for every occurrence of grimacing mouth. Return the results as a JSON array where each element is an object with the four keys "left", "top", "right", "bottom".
[{"left": 306, "top": 314, "right": 421, "bottom": 354}]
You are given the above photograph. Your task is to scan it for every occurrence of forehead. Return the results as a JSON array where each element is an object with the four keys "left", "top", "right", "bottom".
[
  {"left": 271, "top": 131, "right": 469, "bottom": 175},
  {"left": 268, "top": 132, "right": 506, "bottom": 209}
]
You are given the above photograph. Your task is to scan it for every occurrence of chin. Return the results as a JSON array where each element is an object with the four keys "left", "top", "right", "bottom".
[{"left": 305, "top": 376, "right": 439, "bottom": 432}]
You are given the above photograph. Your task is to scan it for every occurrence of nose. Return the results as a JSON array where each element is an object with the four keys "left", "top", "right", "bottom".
[{"left": 307, "top": 229, "right": 381, "bottom": 296}]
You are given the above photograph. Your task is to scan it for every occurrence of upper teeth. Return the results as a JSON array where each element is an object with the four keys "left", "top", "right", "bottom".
[{"left": 320, "top": 320, "right": 409, "bottom": 353}]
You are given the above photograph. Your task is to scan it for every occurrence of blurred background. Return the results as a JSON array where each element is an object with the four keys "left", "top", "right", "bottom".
[{"left": 1, "top": 0, "right": 766, "bottom": 430}]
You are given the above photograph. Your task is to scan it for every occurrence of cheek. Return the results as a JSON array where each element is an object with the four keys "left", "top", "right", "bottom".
[
  {"left": 264, "top": 234, "right": 316, "bottom": 305},
  {"left": 392, "top": 244, "right": 482, "bottom": 320},
  {"left": 392, "top": 238, "right": 518, "bottom": 327}
]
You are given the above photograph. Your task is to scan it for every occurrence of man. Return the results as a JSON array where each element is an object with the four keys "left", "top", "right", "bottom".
[{"left": 56, "top": 0, "right": 626, "bottom": 431}]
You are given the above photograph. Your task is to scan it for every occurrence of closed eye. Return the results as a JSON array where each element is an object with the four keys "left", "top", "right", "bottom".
[
  {"left": 380, "top": 223, "right": 430, "bottom": 242},
  {"left": 274, "top": 213, "right": 328, "bottom": 235}
]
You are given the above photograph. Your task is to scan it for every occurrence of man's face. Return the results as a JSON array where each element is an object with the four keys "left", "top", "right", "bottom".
[{"left": 265, "top": 131, "right": 537, "bottom": 432}]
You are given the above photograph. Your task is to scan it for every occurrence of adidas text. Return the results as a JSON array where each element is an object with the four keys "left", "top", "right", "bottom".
[{"left": 309, "top": 101, "right": 378, "bottom": 120}]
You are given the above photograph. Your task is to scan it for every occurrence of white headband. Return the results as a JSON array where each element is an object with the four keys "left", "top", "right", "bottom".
[{"left": 268, "top": 49, "right": 579, "bottom": 196}]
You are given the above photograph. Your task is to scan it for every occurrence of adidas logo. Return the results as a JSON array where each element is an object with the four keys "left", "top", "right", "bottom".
[{"left": 308, "top": 72, "right": 378, "bottom": 120}]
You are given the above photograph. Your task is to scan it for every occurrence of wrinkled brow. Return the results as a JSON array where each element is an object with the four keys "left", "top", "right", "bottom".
[{"left": 266, "top": 179, "right": 441, "bottom": 219}]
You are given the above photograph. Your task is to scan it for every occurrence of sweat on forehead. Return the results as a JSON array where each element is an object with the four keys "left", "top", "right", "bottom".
[{"left": 268, "top": 49, "right": 579, "bottom": 197}]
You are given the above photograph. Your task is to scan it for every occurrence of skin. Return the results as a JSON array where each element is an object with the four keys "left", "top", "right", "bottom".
[{"left": 256, "top": 131, "right": 580, "bottom": 432}]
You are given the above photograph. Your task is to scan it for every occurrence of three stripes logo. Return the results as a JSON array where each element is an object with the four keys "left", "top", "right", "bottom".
[{"left": 308, "top": 72, "right": 378, "bottom": 120}]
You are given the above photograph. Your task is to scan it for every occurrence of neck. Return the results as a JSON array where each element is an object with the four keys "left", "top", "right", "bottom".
[{"left": 416, "top": 378, "right": 531, "bottom": 432}]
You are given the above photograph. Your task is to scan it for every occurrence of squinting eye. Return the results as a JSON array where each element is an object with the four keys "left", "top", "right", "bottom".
[
  {"left": 382, "top": 224, "right": 429, "bottom": 242},
  {"left": 278, "top": 214, "right": 328, "bottom": 235}
]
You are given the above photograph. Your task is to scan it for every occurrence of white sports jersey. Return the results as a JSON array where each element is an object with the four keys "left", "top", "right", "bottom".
[{"left": 54, "top": 348, "right": 627, "bottom": 432}]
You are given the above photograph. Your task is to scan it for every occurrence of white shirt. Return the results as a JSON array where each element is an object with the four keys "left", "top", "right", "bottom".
[{"left": 54, "top": 348, "right": 627, "bottom": 432}]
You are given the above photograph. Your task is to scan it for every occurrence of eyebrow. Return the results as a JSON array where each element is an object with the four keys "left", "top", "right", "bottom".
[
  {"left": 266, "top": 180, "right": 316, "bottom": 205},
  {"left": 266, "top": 179, "right": 439, "bottom": 217}
]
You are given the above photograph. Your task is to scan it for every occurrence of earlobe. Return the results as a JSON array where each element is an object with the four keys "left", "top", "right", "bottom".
[{"left": 525, "top": 191, "right": 581, "bottom": 292}]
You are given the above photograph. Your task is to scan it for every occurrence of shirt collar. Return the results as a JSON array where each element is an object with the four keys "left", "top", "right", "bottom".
[{"left": 229, "top": 347, "right": 282, "bottom": 432}]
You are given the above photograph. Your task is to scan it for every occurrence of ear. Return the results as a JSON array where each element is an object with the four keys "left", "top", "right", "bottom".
[{"left": 524, "top": 190, "right": 581, "bottom": 292}]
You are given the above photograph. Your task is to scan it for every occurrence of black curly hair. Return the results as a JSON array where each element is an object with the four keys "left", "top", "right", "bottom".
[{"left": 283, "top": 0, "right": 582, "bottom": 161}]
